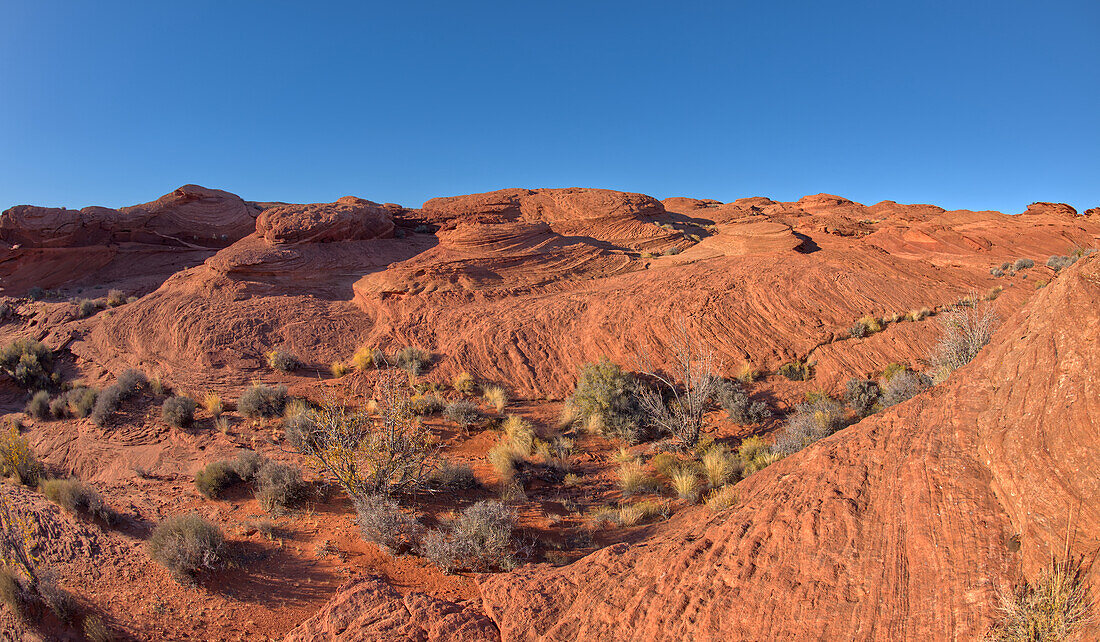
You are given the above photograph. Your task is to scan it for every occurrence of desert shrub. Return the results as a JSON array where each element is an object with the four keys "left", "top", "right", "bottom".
[
  {"left": 352, "top": 346, "right": 387, "bottom": 370},
  {"left": 617, "top": 460, "right": 659, "bottom": 496},
  {"left": 393, "top": 346, "right": 430, "bottom": 376},
  {"left": 147, "top": 513, "right": 224, "bottom": 579},
  {"left": 929, "top": 302, "right": 998, "bottom": 376},
  {"left": 39, "top": 478, "right": 110, "bottom": 521},
  {"left": 149, "top": 376, "right": 168, "bottom": 396},
  {"left": 429, "top": 459, "right": 478, "bottom": 490},
  {"left": 989, "top": 554, "right": 1094, "bottom": 641},
  {"left": 62, "top": 387, "right": 97, "bottom": 418},
  {"left": 26, "top": 286, "right": 45, "bottom": 300},
  {"left": 664, "top": 246, "right": 682, "bottom": 256},
  {"left": 453, "top": 372, "right": 477, "bottom": 395},
  {"left": 330, "top": 362, "right": 350, "bottom": 378},
  {"left": 354, "top": 494, "right": 422, "bottom": 553},
  {"left": 670, "top": 468, "right": 699, "bottom": 502},
  {"left": 194, "top": 460, "right": 239, "bottom": 498},
  {"left": 987, "top": 285, "right": 1003, "bottom": 300},
  {"left": 410, "top": 394, "right": 445, "bottom": 416},
  {"left": 482, "top": 385, "right": 507, "bottom": 413},
  {"left": 203, "top": 392, "right": 223, "bottom": 418},
  {"left": 880, "top": 370, "right": 931, "bottom": 407},
  {"left": 83, "top": 614, "right": 111, "bottom": 642},
  {"left": 636, "top": 331, "right": 718, "bottom": 448},
  {"left": 116, "top": 369, "right": 147, "bottom": 395},
  {"left": 570, "top": 358, "right": 645, "bottom": 444},
  {"left": 700, "top": 446, "right": 739, "bottom": 488},
  {"left": 49, "top": 395, "right": 68, "bottom": 418},
  {"left": 0, "top": 428, "right": 43, "bottom": 487},
  {"left": 0, "top": 338, "right": 54, "bottom": 390},
  {"left": 421, "top": 500, "right": 516, "bottom": 573},
  {"left": 990, "top": 267, "right": 1005, "bottom": 277},
  {"left": 735, "top": 362, "right": 758, "bottom": 383},
  {"left": 91, "top": 368, "right": 149, "bottom": 425},
  {"left": 237, "top": 383, "right": 288, "bottom": 418},
  {"left": 289, "top": 375, "right": 437, "bottom": 498},
  {"left": 232, "top": 450, "right": 266, "bottom": 481},
  {"left": 266, "top": 350, "right": 299, "bottom": 373},
  {"left": 907, "top": 307, "right": 931, "bottom": 322},
  {"left": 106, "top": 289, "right": 127, "bottom": 306},
  {"left": 161, "top": 395, "right": 196, "bottom": 428},
  {"left": 25, "top": 391, "right": 50, "bottom": 419},
  {"left": 254, "top": 461, "right": 310, "bottom": 514},
  {"left": 0, "top": 302, "right": 11, "bottom": 320},
  {"left": 0, "top": 567, "right": 27, "bottom": 619},
  {"left": 856, "top": 315, "right": 883, "bottom": 334},
  {"left": 1046, "top": 255, "right": 1074, "bottom": 272},
  {"left": 777, "top": 361, "right": 810, "bottom": 381},
  {"left": 771, "top": 396, "right": 846, "bottom": 456},
  {"left": 75, "top": 298, "right": 101, "bottom": 318},
  {"left": 705, "top": 486, "right": 739, "bottom": 512},
  {"left": 845, "top": 378, "right": 880, "bottom": 416},
  {"left": 444, "top": 400, "right": 481, "bottom": 428},
  {"left": 848, "top": 322, "right": 868, "bottom": 338},
  {"left": 715, "top": 379, "right": 770, "bottom": 424},
  {"left": 1014, "top": 258, "right": 1035, "bottom": 270}
]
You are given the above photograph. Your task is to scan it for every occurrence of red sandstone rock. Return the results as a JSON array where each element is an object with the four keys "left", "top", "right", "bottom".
[{"left": 255, "top": 196, "right": 394, "bottom": 244}]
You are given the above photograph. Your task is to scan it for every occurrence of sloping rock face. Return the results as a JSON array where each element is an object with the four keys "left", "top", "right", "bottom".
[
  {"left": 0, "top": 184, "right": 259, "bottom": 249},
  {"left": 282, "top": 577, "right": 498, "bottom": 642},
  {"left": 474, "top": 256, "right": 1100, "bottom": 641},
  {"left": 255, "top": 196, "right": 395, "bottom": 244}
]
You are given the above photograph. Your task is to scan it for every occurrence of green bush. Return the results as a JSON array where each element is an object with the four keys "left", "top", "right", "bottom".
[
  {"left": 147, "top": 513, "right": 224, "bottom": 579},
  {"left": 161, "top": 395, "right": 196, "bottom": 428},
  {"left": 25, "top": 391, "right": 50, "bottom": 419},
  {"left": 570, "top": 358, "right": 645, "bottom": 443},
  {"left": 40, "top": 478, "right": 111, "bottom": 521},
  {"left": 0, "top": 339, "right": 55, "bottom": 390},
  {"left": 237, "top": 383, "right": 288, "bottom": 418},
  {"left": 194, "top": 460, "right": 239, "bottom": 498},
  {"left": 777, "top": 361, "right": 810, "bottom": 381}
]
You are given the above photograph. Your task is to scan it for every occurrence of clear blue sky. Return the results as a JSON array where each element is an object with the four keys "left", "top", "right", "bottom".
[{"left": 2, "top": 1, "right": 1097, "bottom": 213}]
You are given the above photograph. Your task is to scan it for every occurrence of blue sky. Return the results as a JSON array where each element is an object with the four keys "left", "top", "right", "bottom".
[{"left": 1, "top": 1, "right": 1097, "bottom": 213}]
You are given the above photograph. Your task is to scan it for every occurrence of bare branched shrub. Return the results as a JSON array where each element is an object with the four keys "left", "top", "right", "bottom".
[
  {"left": 289, "top": 373, "right": 437, "bottom": 500},
  {"left": 148, "top": 513, "right": 224, "bottom": 579},
  {"left": 394, "top": 347, "right": 430, "bottom": 376},
  {"left": 880, "top": 370, "right": 931, "bottom": 407},
  {"left": 929, "top": 301, "right": 998, "bottom": 376},
  {"left": 636, "top": 324, "right": 718, "bottom": 448},
  {"left": 989, "top": 554, "right": 1095, "bottom": 641},
  {"left": 443, "top": 400, "right": 481, "bottom": 429}
]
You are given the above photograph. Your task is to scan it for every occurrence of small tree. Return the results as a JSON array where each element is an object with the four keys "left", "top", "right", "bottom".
[
  {"left": 290, "top": 373, "right": 437, "bottom": 500},
  {"left": 635, "top": 321, "right": 718, "bottom": 448}
]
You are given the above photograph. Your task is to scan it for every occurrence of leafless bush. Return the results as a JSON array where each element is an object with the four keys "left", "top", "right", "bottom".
[
  {"left": 880, "top": 370, "right": 931, "bottom": 407},
  {"left": 929, "top": 301, "right": 998, "bottom": 375},
  {"left": 420, "top": 500, "right": 516, "bottom": 573},
  {"left": 636, "top": 322, "right": 718, "bottom": 448},
  {"left": 354, "top": 494, "right": 423, "bottom": 554}
]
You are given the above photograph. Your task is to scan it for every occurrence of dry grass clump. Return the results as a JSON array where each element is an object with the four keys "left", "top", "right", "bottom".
[
  {"left": 428, "top": 459, "right": 479, "bottom": 490},
  {"left": 907, "top": 307, "right": 932, "bottom": 322},
  {"left": 353, "top": 346, "right": 387, "bottom": 371},
  {"left": 617, "top": 460, "right": 659, "bottom": 496},
  {"left": 771, "top": 396, "right": 845, "bottom": 456},
  {"left": 393, "top": 346, "right": 430, "bottom": 376},
  {"left": 148, "top": 513, "right": 224, "bottom": 580},
  {"left": 453, "top": 372, "right": 477, "bottom": 395},
  {"left": 612, "top": 446, "right": 635, "bottom": 464},
  {"left": 617, "top": 499, "right": 670, "bottom": 526},
  {"left": 669, "top": 468, "right": 700, "bottom": 502},
  {"left": 986, "top": 285, "right": 1004, "bottom": 300},
  {"left": 735, "top": 362, "right": 758, "bottom": 383},
  {"left": 929, "top": 301, "right": 998, "bottom": 378},
  {"left": 648, "top": 451, "right": 681, "bottom": 479},
  {"left": 705, "top": 485, "right": 739, "bottom": 512},
  {"left": 161, "top": 395, "right": 196, "bottom": 428},
  {"left": 330, "top": 362, "right": 351, "bottom": 378},
  {"left": 203, "top": 392, "right": 223, "bottom": 418},
  {"left": 849, "top": 315, "right": 883, "bottom": 338},
  {"left": 989, "top": 554, "right": 1095, "bottom": 641},
  {"left": 266, "top": 350, "right": 300, "bottom": 373},
  {"left": 40, "top": 478, "right": 111, "bottom": 521},
  {"left": 421, "top": 500, "right": 517, "bottom": 573},
  {"left": 482, "top": 385, "right": 508, "bottom": 413},
  {"left": 237, "top": 383, "right": 288, "bottom": 418},
  {"left": 700, "top": 446, "right": 739, "bottom": 489},
  {"left": 84, "top": 615, "right": 111, "bottom": 642},
  {"left": 0, "top": 427, "right": 43, "bottom": 487}
]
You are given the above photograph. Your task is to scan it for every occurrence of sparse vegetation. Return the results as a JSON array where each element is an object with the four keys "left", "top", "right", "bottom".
[
  {"left": 76, "top": 298, "right": 102, "bottom": 318},
  {"left": 879, "top": 370, "right": 931, "bottom": 407},
  {"left": 618, "top": 499, "right": 669, "bottom": 526},
  {"left": 330, "top": 362, "right": 350, "bottom": 378},
  {"left": 989, "top": 554, "right": 1095, "bottom": 641},
  {"left": 40, "top": 478, "right": 111, "bottom": 521},
  {"left": 444, "top": 400, "right": 481, "bottom": 430},
  {"left": 25, "top": 391, "right": 50, "bottom": 419},
  {"left": 148, "top": 513, "right": 225, "bottom": 579},
  {"left": 0, "top": 427, "right": 43, "bottom": 487},
  {"left": 266, "top": 350, "right": 300, "bottom": 372},
  {"left": 1014, "top": 258, "right": 1035, "bottom": 270},
  {"left": 421, "top": 500, "right": 516, "bottom": 573},
  {"left": 194, "top": 460, "right": 239, "bottom": 498},
  {"left": 636, "top": 325, "right": 718, "bottom": 448},
  {"left": 92, "top": 369, "right": 148, "bottom": 426},
  {"left": 617, "top": 460, "right": 659, "bottom": 496},
  {"left": 203, "top": 392, "right": 223, "bottom": 418},
  {"left": 393, "top": 346, "right": 430, "bottom": 376},
  {"left": 237, "top": 383, "right": 288, "bottom": 418},
  {"left": 705, "top": 485, "right": 739, "bottom": 512},
  {"left": 428, "top": 459, "right": 478, "bottom": 490},
  {"left": 161, "top": 395, "right": 196, "bottom": 428},
  {"left": 254, "top": 460, "right": 310, "bottom": 514},
  {"left": 410, "top": 394, "right": 445, "bottom": 416},
  {"left": 929, "top": 301, "right": 998, "bottom": 378},
  {"left": 700, "top": 445, "right": 739, "bottom": 489},
  {"left": 106, "top": 289, "right": 127, "bottom": 306},
  {"left": 771, "top": 395, "right": 845, "bottom": 456},
  {"left": 907, "top": 307, "right": 931, "bottom": 322},
  {"left": 669, "top": 468, "right": 700, "bottom": 502}
]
